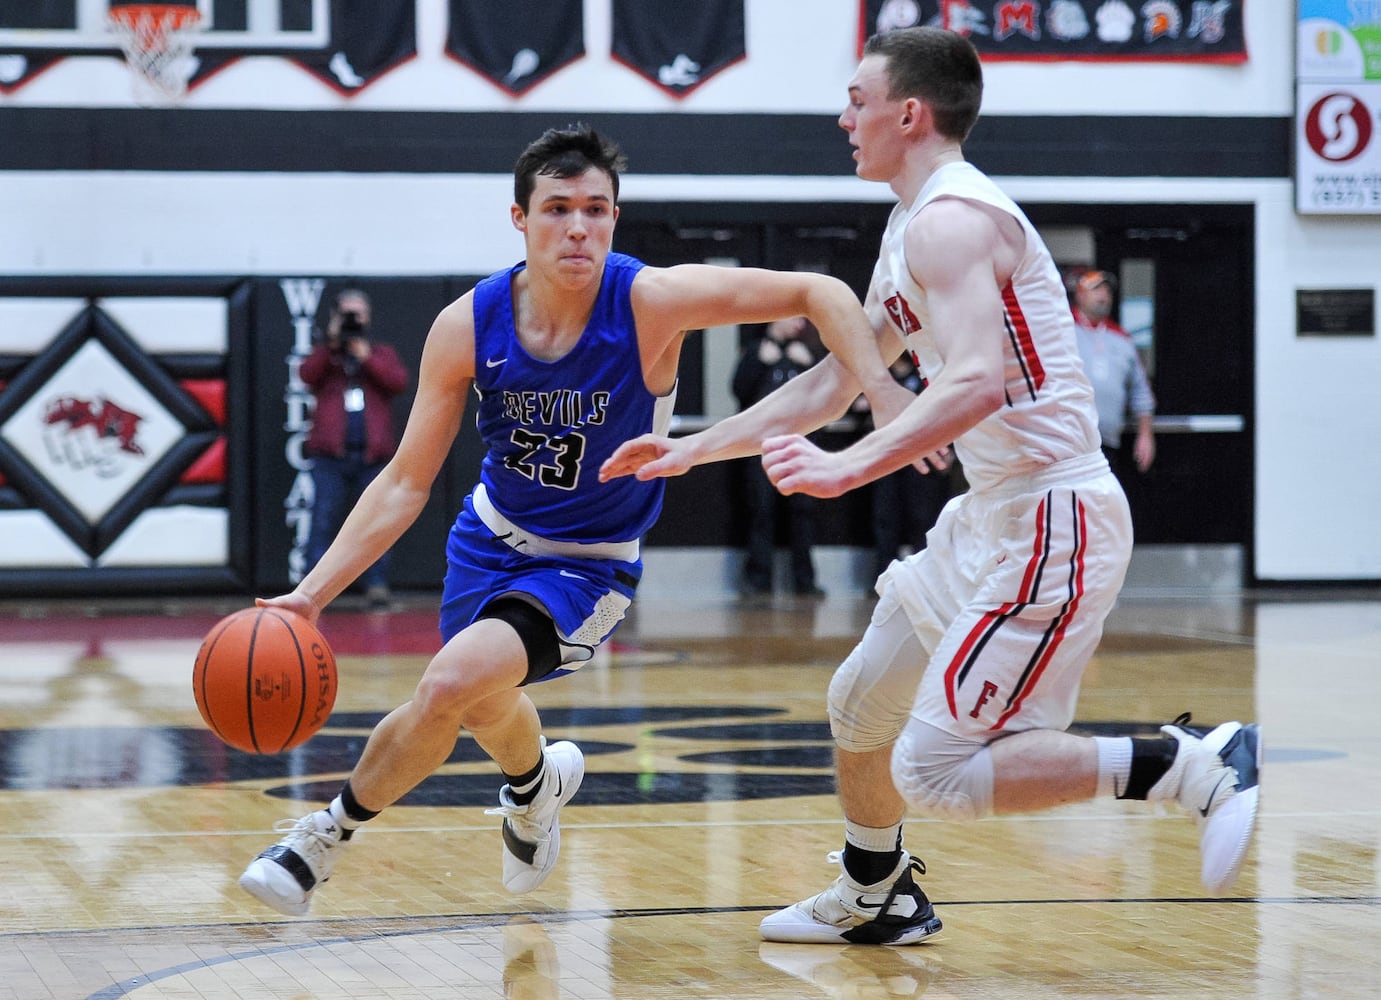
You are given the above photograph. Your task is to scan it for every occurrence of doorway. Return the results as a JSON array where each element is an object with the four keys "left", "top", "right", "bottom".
[{"left": 1028, "top": 203, "right": 1255, "bottom": 579}]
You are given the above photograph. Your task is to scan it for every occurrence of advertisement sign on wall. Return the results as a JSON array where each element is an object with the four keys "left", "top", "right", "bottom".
[{"left": 1296, "top": 2, "right": 1381, "bottom": 213}]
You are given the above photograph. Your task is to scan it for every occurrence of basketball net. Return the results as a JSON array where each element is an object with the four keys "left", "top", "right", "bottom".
[{"left": 107, "top": 4, "right": 204, "bottom": 104}]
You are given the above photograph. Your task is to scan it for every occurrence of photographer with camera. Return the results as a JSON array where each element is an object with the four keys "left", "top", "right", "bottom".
[{"left": 300, "top": 288, "right": 410, "bottom": 609}]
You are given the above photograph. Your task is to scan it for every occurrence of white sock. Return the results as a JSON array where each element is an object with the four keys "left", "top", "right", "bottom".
[
  {"left": 844, "top": 819, "right": 903, "bottom": 854},
  {"left": 328, "top": 797, "right": 360, "bottom": 830},
  {"left": 508, "top": 759, "right": 548, "bottom": 802},
  {"left": 1093, "top": 736, "right": 1133, "bottom": 799}
]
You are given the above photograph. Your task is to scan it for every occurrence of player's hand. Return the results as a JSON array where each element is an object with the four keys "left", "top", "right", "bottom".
[
  {"left": 761, "top": 434, "right": 853, "bottom": 498},
  {"left": 855, "top": 380, "right": 949, "bottom": 474},
  {"left": 914, "top": 447, "right": 952, "bottom": 474},
  {"left": 599, "top": 434, "right": 690, "bottom": 481},
  {"left": 256, "top": 591, "right": 322, "bottom": 625},
  {"left": 1133, "top": 431, "right": 1155, "bottom": 473}
]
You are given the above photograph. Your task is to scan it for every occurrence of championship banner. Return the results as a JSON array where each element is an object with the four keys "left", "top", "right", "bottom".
[
  {"left": 446, "top": 0, "right": 585, "bottom": 96},
  {"left": 859, "top": 1, "right": 1247, "bottom": 62},
  {"left": 612, "top": 0, "right": 747, "bottom": 98}
]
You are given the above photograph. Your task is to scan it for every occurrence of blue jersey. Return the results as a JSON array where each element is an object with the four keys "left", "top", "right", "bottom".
[{"left": 471, "top": 252, "right": 676, "bottom": 545}]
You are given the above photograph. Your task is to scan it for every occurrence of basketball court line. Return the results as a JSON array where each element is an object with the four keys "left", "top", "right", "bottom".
[{"left": 43, "top": 894, "right": 1381, "bottom": 1000}]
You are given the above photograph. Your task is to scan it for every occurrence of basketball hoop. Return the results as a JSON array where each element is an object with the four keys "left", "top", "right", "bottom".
[{"left": 107, "top": 3, "right": 204, "bottom": 104}]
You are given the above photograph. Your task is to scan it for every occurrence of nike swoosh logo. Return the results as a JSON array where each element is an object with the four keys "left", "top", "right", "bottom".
[
  {"left": 558, "top": 570, "right": 586, "bottom": 580},
  {"left": 486, "top": 357, "right": 507, "bottom": 368},
  {"left": 1198, "top": 772, "right": 1230, "bottom": 817},
  {"left": 854, "top": 894, "right": 918, "bottom": 917}
]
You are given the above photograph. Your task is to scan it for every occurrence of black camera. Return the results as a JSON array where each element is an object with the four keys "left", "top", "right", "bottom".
[{"left": 339, "top": 311, "right": 366, "bottom": 338}]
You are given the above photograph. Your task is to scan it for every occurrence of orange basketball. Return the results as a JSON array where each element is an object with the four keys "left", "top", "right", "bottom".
[{"left": 192, "top": 607, "right": 337, "bottom": 754}]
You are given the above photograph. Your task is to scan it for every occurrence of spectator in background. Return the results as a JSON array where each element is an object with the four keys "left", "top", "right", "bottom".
[
  {"left": 1070, "top": 270, "right": 1156, "bottom": 479},
  {"left": 732, "top": 316, "right": 826, "bottom": 597},
  {"left": 301, "top": 288, "right": 410, "bottom": 609}
]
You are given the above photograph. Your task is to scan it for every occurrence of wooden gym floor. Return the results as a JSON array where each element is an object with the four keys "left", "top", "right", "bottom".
[{"left": 0, "top": 586, "right": 1378, "bottom": 999}]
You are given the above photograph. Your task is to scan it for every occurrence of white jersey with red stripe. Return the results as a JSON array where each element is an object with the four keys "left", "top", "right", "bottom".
[{"left": 868, "top": 161, "right": 1100, "bottom": 492}]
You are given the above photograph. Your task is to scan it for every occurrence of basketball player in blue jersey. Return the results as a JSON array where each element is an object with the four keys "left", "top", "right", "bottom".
[
  {"left": 237, "top": 124, "right": 910, "bottom": 916},
  {"left": 603, "top": 28, "right": 1261, "bottom": 947}
]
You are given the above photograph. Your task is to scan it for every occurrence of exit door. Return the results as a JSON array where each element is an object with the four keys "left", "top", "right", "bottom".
[{"left": 1031, "top": 203, "right": 1255, "bottom": 560}]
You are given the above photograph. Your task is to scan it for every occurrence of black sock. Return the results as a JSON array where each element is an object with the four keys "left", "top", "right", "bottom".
[
  {"left": 504, "top": 756, "right": 546, "bottom": 806},
  {"left": 843, "top": 840, "right": 903, "bottom": 886},
  {"left": 1118, "top": 735, "right": 1179, "bottom": 800},
  {"left": 334, "top": 779, "right": 380, "bottom": 840}
]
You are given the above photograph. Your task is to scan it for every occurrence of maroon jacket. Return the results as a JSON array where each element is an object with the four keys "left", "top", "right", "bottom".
[{"left": 300, "top": 341, "right": 409, "bottom": 464}]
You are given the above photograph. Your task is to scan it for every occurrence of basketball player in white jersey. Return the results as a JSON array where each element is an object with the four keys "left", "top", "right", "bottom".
[{"left": 602, "top": 27, "right": 1261, "bottom": 946}]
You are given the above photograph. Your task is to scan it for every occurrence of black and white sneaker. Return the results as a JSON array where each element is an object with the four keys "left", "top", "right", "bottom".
[
  {"left": 238, "top": 810, "right": 345, "bottom": 916},
  {"left": 1157, "top": 713, "right": 1263, "bottom": 894},
  {"left": 486, "top": 739, "right": 584, "bottom": 893},
  {"left": 759, "top": 851, "right": 942, "bottom": 945}
]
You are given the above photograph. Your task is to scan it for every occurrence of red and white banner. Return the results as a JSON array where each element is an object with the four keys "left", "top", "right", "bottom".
[{"left": 859, "top": 1, "right": 1247, "bottom": 62}]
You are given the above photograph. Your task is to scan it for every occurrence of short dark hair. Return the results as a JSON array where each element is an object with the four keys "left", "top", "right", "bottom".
[
  {"left": 863, "top": 27, "right": 983, "bottom": 142},
  {"left": 513, "top": 123, "right": 628, "bottom": 212}
]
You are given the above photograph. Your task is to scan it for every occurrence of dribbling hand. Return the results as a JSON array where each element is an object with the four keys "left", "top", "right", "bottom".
[{"left": 256, "top": 592, "right": 322, "bottom": 626}]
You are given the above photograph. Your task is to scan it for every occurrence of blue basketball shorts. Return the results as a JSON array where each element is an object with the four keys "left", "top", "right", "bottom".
[{"left": 437, "top": 494, "right": 641, "bottom": 681}]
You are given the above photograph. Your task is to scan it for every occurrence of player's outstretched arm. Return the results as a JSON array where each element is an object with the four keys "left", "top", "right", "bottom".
[
  {"left": 599, "top": 357, "right": 861, "bottom": 485},
  {"left": 598, "top": 433, "right": 685, "bottom": 482},
  {"left": 632, "top": 263, "right": 905, "bottom": 417},
  {"left": 765, "top": 200, "right": 1012, "bottom": 498}
]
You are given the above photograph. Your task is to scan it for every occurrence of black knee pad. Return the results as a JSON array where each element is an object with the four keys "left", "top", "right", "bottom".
[{"left": 477, "top": 597, "right": 562, "bottom": 685}]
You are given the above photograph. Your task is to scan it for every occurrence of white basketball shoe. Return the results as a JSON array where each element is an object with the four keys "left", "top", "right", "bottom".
[
  {"left": 486, "top": 739, "right": 585, "bottom": 893},
  {"left": 759, "top": 852, "right": 942, "bottom": 946},
  {"left": 238, "top": 809, "right": 346, "bottom": 916},
  {"left": 1155, "top": 713, "right": 1263, "bottom": 894}
]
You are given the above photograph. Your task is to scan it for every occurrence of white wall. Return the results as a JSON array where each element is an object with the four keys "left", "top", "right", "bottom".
[
  {"left": 1255, "top": 200, "right": 1381, "bottom": 579},
  {"left": 4, "top": 1, "right": 1380, "bottom": 580}
]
